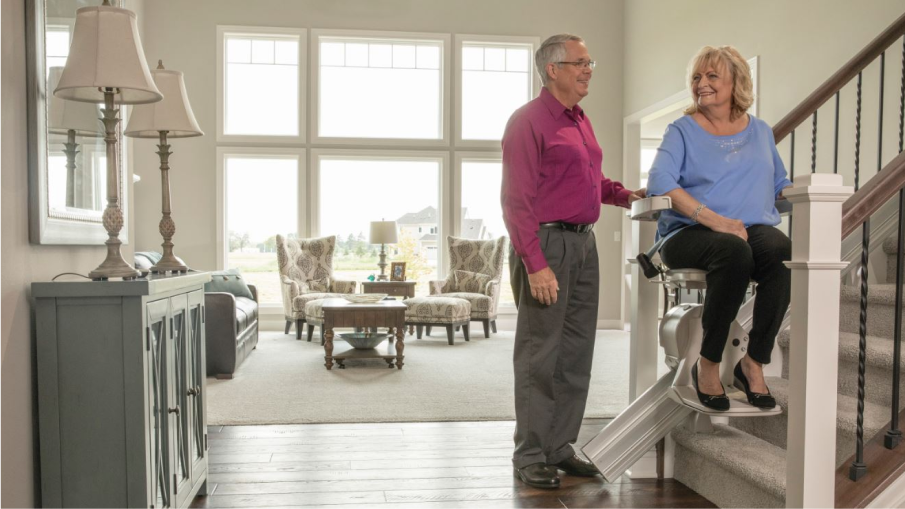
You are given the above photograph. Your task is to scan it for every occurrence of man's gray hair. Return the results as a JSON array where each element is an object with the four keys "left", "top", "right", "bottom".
[{"left": 535, "top": 34, "right": 584, "bottom": 86}]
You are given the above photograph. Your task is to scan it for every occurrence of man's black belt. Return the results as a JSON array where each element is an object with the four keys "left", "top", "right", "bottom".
[{"left": 539, "top": 222, "right": 594, "bottom": 234}]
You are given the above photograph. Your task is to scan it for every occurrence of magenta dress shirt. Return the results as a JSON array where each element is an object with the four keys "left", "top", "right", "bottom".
[{"left": 501, "top": 88, "right": 632, "bottom": 274}]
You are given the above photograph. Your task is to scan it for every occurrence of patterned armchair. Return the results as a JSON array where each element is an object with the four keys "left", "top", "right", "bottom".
[
  {"left": 428, "top": 235, "right": 508, "bottom": 337},
  {"left": 276, "top": 234, "right": 357, "bottom": 340}
]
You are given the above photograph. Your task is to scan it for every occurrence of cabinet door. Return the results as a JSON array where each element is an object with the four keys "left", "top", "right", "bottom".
[
  {"left": 186, "top": 290, "right": 207, "bottom": 486},
  {"left": 169, "top": 294, "right": 193, "bottom": 507},
  {"left": 146, "top": 298, "right": 171, "bottom": 509}
]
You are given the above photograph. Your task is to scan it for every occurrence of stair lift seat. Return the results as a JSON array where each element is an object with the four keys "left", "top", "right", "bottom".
[{"left": 581, "top": 196, "right": 781, "bottom": 482}]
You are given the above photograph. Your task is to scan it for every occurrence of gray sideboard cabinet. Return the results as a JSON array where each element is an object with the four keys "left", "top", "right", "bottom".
[{"left": 33, "top": 272, "right": 212, "bottom": 508}]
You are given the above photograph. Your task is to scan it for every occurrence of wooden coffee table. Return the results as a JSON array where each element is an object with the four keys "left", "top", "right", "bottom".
[{"left": 321, "top": 298, "right": 407, "bottom": 370}]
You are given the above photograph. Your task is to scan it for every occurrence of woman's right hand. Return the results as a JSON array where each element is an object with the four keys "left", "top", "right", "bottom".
[{"left": 712, "top": 217, "right": 748, "bottom": 241}]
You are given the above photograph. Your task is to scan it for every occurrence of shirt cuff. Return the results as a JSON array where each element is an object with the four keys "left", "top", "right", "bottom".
[
  {"left": 615, "top": 188, "right": 634, "bottom": 208},
  {"left": 522, "top": 250, "right": 549, "bottom": 274}
]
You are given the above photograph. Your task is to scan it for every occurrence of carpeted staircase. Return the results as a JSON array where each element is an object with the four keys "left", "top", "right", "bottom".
[{"left": 671, "top": 235, "right": 905, "bottom": 508}]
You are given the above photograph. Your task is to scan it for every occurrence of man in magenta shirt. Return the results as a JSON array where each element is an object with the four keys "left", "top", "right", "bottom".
[{"left": 502, "top": 34, "right": 643, "bottom": 489}]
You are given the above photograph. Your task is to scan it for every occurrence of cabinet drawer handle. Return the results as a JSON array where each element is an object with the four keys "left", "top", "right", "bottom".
[{"left": 168, "top": 406, "right": 180, "bottom": 415}]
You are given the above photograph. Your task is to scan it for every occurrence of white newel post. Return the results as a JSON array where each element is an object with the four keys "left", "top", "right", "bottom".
[{"left": 784, "top": 173, "right": 853, "bottom": 508}]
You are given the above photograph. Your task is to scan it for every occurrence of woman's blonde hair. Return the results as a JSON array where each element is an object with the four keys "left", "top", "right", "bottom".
[{"left": 683, "top": 45, "right": 754, "bottom": 121}]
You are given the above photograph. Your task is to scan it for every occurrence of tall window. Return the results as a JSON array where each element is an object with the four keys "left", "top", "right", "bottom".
[
  {"left": 457, "top": 37, "right": 537, "bottom": 144},
  {"left": 314, "top": 31, "right": 448, "bottom": 142},
  {"left": 459, "top": 157, "right": 514, "bottom": 306},
  {"left": 316, "top": 153, "right": 443, "bottom": 295},
  {"left": 218, "top": 27, "right": 305, "bottom": 142},
  {"left": 45, "top": 25, "right": 71, "bottom": 71},
  {"left": 223, "top": 152, "right": 302, "bottom": 305}
]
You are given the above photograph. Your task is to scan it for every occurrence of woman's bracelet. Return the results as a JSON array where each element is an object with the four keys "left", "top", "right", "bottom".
[{"left": 690, "top": 203, "right": 706, "bottom": 223}]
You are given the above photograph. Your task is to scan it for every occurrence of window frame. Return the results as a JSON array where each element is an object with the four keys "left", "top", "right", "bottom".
[
  {"left": 215, "top": 147, "right": 308, "bottom": 281},
  {"left": 216, "top": 26, "right": 308, "bottom": 145},
  {"left": 454, "top": 151, "right": 514, "bottom": 312},
  {"left": 310, "top": 29, "right": 451, "bottom": 148},
  {"left": 310, "top": 148, "right": 451, "bottom": 279},
  {"left": 454, "top": 34, "right": 540, "bottom": 148}
]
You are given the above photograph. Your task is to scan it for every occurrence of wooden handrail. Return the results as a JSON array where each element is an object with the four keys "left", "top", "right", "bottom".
[
  {"left": 842, "top": 151, "right": 905, "bottom": 238},
  {"left": 773, "top": 12, "right": 905, "bottom": 144}
]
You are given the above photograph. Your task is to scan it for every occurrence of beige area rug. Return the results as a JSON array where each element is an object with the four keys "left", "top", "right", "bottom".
[{"left": 207, "top": 329, "right": 651, "bottom": 425}]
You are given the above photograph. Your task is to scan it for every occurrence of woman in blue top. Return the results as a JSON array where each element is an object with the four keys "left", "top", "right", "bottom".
[{"left": 647, "top": 46, "right": 792, "bottom": 411}]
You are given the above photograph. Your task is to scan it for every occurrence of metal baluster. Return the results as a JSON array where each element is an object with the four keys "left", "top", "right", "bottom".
[
  {"left": 887, "top": 45, "right": 904, "bottom": 450},
  {"left": 811, "top": 111, "right": 818, "bottom": 173},
  {"left": 851, "top": 70, "right": 868, "bottom": 481},
  {"left": 834, "top": 91, "right": 841, "bottom": 174}
]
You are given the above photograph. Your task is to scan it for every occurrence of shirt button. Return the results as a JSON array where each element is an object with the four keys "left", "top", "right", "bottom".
[
  {"left": 574, "top": 122, "right": 578, "bottom": 126},
  {"left": 583, "top": 141, "right": 587, "bottom": 145}
]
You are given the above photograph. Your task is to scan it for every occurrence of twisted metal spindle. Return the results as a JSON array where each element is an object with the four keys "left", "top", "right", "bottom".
[
  {"left": 887, "top": 45, "right": 904, "bottom": 451},
  {"left": 811, "top": 111, "right": 818, "bottom": 173},
  {"left": 850, "top": 71, "right": 868, "bottom": 481}
]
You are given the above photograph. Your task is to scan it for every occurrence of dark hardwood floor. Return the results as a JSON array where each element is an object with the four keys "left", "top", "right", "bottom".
[{"left": 191, "top": 419, "right": 714, "bottom": 508}]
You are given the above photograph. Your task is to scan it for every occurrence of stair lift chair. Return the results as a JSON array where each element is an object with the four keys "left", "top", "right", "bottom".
[{"left": 582, "top": 196, "right": 785, "bottom": 482}]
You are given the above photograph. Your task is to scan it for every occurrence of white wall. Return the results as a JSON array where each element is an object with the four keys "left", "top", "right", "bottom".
[
  {"left": 1, "top": 0, "right": 142, "bottom": 506},
  {"left": 132, "top": 0, "right": 628, "bottom": 326}
]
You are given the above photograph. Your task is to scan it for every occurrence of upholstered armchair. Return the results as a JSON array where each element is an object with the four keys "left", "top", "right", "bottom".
[
  {"left": 276, "top": 234, "right": 357, "bottom": 339},
  {"left": 428, "top": 235, "right": 508, "bottom": 337}
]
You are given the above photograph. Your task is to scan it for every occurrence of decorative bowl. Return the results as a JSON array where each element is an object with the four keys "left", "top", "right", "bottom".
[
  {"left": 338, "top": 332, "right": 388, "bottom": 349},
  {"left": 343, "top": 293, "right": 387, "bottom": 304}
]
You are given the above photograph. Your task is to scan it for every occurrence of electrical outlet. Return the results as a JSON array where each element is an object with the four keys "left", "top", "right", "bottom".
[{"left": 614, "top": 231, "right": 621, "bottom": 242}]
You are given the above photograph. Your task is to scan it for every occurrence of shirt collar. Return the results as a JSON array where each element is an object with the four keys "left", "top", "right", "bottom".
[{"left": 540, "top": 87, "right": 585, "bottom": 121}]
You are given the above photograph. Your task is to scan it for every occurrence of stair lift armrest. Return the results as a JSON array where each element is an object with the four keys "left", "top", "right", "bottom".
[{"left": 631, "top": 196, "right": 672, "bottom": 221}]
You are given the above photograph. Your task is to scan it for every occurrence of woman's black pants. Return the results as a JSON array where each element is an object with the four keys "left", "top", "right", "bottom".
[{"left": 659, "top": 224, "right": 792, "bottom": 364}]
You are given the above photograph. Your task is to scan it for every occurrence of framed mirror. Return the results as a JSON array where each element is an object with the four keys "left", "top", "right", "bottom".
[{"left": 26, "top": 0, "right": 130, "bottom": 245}]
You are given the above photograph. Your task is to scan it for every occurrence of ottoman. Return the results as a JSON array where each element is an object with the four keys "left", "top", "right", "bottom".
[
  {"left": 304, "top": 299, "right": 327, "bottom": 344},
  {"left": 404, "top": 296, "right": 471, "bottom": 345}
]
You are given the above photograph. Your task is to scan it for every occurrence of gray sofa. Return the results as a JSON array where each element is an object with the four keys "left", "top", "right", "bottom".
[{"left": 134, "top": 253, "right": 259, "bottom": 379}]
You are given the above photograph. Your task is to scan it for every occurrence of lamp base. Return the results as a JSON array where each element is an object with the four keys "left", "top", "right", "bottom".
[
  {"left": 89, "top": 238, "right": 141, "bottom": 280},
  {"left": 377, "top": 244, "right": 388, "bottom": 281},
  {"left": 150, "top": 256, "right": 188, "bottom": 274}
]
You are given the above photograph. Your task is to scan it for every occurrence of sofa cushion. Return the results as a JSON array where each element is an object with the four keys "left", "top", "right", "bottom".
[
  {"left": 134, "top": 251, "right": 162, "bottom": 271},
  {"left": 205, "top": 269, "right": 254, "bottom": 300},
  {"left": 235, "top": 296, "right": 258, "bottom": 332}
]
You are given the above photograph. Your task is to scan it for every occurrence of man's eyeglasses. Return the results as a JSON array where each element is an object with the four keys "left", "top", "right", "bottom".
[{"left": 557, "top": 60, "right": 596, "bottom": 70}]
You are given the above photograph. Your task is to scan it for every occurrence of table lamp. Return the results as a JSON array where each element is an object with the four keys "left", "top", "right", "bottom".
[
  {"left": 47, "top": 66, "right": 103, "bottom": 209},
  {"left": 125, "top": 61, "right": 203, "bottom": 273},
  {"left": 369, "top": 220, "right": 398, "bottom": 281},
  {"left": 54, "top": 0, "right": 162, "bottom": 280}
]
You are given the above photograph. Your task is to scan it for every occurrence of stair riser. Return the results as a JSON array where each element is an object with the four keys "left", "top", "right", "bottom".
[
  {"left": 779, "top": 345, "right": 905, "bottom": 407},
  {"left": 673, "top": 442, "right": 784, "bottom": 508},
  {"left": 729, "top": 413, "right": 884, "bottom": 468},
  {"left": 840, "top": 299, "right": 904, "bottom": 341}
]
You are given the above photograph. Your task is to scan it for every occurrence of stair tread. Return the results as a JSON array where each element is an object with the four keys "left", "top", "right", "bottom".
[
  {"left": 762, "top": 377, "right": 890, "bottom": 438},
  {"left": 778, "top": 329, "right": 905, "bottom": 370},
  {"left": 883, "top": 235, "right": 897, "bottom": 255},
  {"left": 672, "top": 423, "right": 786, "bottom": 500}
]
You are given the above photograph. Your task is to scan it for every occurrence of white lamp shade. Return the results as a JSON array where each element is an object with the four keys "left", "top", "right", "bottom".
[
  {"left": 370, "top": 221, "right": 399, "bottom": 244},
  {"left": 47, "top": 67, "right": 102, "bottom": 137},
  {"left": 125, "top": 67, "right": 203, "bottom": 138},
  {"left": 53, "top": 5, "right": 162, "bottom": 105}
]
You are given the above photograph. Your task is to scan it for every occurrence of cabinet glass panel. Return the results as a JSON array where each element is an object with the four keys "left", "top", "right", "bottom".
[
  {"left": 189, "top": 304, "right": 204, "bottom": 464},
  {"left": 148, "top": 313, "right": 170, "bottom": 508},
  {"left": 172, "top": 310, "right": 190, "bottom": 488}
]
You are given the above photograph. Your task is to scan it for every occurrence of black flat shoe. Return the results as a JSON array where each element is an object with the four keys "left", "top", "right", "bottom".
[
  {"left": 734, "top": 360, "right": 776, "bottom": 409},
  {"left": 514, "top": 463, "right": 560, "bottom": 489},
  {"left": 691, "top": 359, "right": 730, "bottom": 411},
  {"left": 550, "top": 454, "right": 601, "bottom": 477}
]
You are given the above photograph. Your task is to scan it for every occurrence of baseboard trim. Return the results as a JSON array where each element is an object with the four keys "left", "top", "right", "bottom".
[{"left": 598, "top": 319, "right": 626, "bottom": 330}]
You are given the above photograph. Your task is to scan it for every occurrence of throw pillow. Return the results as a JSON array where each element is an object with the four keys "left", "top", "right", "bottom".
[
  {"left": 307, "top": 276, "right": 332, "bottom": 293},
  {"left": 454, "top": 270, "right": 493, "bottom": 294},
  {"left": 204, "top": 269, "right": 254, "bottom": 300}
]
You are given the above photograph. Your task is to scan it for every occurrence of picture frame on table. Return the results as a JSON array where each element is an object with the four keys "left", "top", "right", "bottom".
[{"left": 390, "top": 262, "right": 406, "bottom": 281}]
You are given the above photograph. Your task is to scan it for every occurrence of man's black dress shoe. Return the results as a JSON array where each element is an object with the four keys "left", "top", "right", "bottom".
[
  {"left": 734, "top": 360, "right": 776, "bottom": 408},
  {"left": 551, "top": 454, "right": 601, "bottom": 477},
  {"left": 692, "top": 359, "right": 730, "bottom": 411},
  {"left": 514, "top": 463, "right": 560, "bottom": 489}
]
